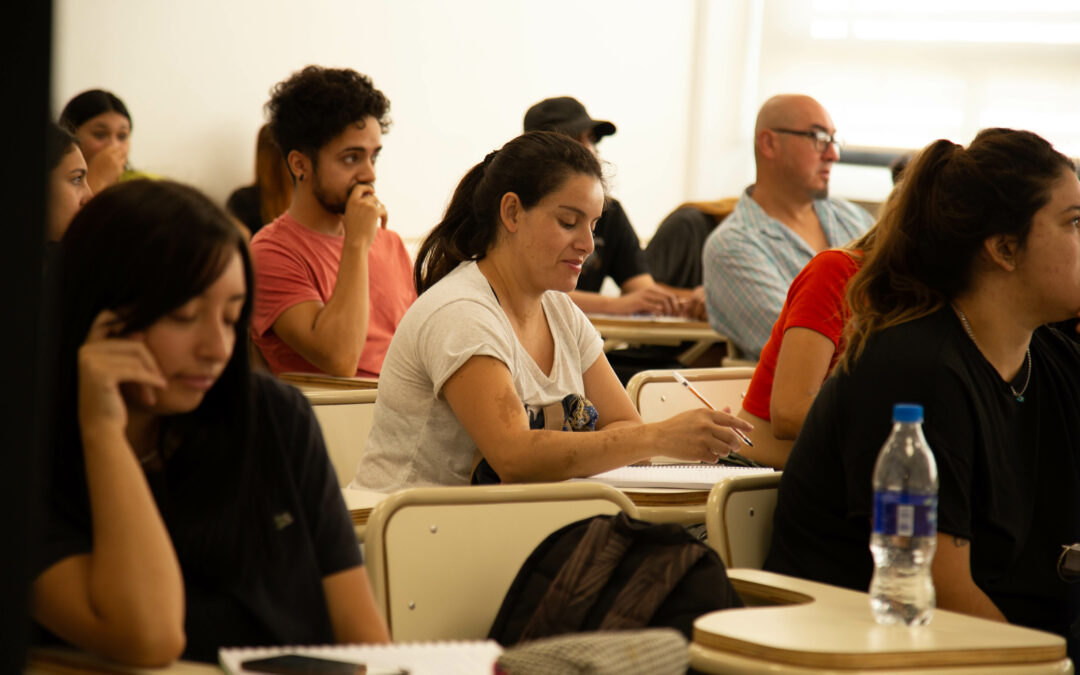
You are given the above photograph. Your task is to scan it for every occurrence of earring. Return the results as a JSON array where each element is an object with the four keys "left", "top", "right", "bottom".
[{"left": 298, "top": 173, "right": 304, "bottom": 181}]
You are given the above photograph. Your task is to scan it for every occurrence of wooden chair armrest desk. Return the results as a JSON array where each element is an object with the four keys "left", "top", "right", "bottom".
[
  {"left": 302, "top": 388, "right": 378, "bottom": 489},
  {"left": 690, "top": 569, "right": 1072, "bottom": 674},
  {"left": 587, "top": 314, "right": 726, "bottom": 365},
  {"left": 342, "top": 486, "right": 386, "bottom": 542},
  {"left": 27, "top": 647, "right": 219, "bottom": 674},
  {"left": 278, "top": 372, "right": 378, "bottom": 391}
]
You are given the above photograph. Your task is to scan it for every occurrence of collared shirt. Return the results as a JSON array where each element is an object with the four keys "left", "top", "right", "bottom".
[{"left": 702, "top": 187, "right": 872, "bottom": 359}]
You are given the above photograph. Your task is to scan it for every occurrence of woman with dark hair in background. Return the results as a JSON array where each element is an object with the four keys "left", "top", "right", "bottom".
[
  {"left": 45, "top": 120, "right": 92, "bottom": 244},
  {"left": 32, "top": 180, "right": 388, "bottom": 666},
  {"left": 765, "top": 128, "right": 1080, "bottom": 657},
  {"left": 59, "top": 89, "right": 155, "bottom": 194},
  {"left": 226, "top": 123, "right": 293, "bottom": 236},
  {"left": 352, "top": 131, "right": 752, "bottom": 492}
]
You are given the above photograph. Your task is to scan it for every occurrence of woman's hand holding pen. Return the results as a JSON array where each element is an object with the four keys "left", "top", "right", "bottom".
[{"left": 647, "top": 408, "right": 754, "bottom": 462}]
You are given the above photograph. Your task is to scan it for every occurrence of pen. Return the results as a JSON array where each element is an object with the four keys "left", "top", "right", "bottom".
[{"left": 672, "top": 371, "right": 754, "bottom": 448}]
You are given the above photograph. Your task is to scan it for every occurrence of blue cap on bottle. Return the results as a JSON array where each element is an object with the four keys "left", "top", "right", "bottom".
[{"left": 893, "top": 403, "right": 923, "bottom": 423}]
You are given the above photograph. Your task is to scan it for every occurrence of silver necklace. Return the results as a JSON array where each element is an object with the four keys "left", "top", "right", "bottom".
[{"left": 954, "top": 307, "right": 1031, "bottom": 403}]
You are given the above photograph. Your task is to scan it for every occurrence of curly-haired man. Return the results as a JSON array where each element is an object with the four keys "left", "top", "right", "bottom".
[{"left": 251, "top": 66, "right": 416, "bottom": 377}]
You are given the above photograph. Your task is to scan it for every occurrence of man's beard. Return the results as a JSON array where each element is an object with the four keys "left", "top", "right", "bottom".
[
  {"left": 312, "top": 171, "right": 348, "bottom": 215},
  {"left": 810, "top": 185, "right": 829, "bottom": 200}
]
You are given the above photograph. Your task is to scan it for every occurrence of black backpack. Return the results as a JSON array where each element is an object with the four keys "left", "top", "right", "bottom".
[{"left": 488, "top": 512, "right": 743, "bottom": 646}]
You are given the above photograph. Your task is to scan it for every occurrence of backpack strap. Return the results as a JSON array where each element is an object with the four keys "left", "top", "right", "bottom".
[
  {"left": 599, "top": 539, "right": 707, "bottom": 630},
  {"left": 518, "top": 516, "right": 630, "bottom": 641}
]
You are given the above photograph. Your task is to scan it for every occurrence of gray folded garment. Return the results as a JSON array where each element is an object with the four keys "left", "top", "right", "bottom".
[{"left": 496, "top": 628, "right": 688, "bottom": 675}]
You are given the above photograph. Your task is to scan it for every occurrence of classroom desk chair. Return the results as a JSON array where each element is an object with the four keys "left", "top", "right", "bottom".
[
  {"left": 704, "top": 472, "right": 781, "bottom": 569},
  {"left": 303, "top": 388, "right": 377, "bottom": 487},
  {"left": 365, "top": 482, "right": 638, "bottom": 642}
]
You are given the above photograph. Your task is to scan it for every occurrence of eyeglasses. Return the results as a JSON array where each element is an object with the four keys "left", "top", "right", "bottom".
[{"left": 771, "top": 128, "right": 843, "bottom": 153}]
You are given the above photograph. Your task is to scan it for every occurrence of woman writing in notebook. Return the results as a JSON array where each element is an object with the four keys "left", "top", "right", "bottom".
[
  {"left": 765, "top": 129, "right": 1080, "bottom": 656},
  {"left": 353, "top": 132, "right": 751, "bottom": 492},
  {"left": 33, "top": 181, "right": 388, "bottom": 666}
]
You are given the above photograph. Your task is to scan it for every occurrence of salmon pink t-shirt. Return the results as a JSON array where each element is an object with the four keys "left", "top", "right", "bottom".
[{"left": 250, "top": 212, "right": 416, "bottom": 377}]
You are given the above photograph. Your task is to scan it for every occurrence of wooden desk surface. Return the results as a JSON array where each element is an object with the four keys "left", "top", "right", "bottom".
[
  {"left": 587, "top": 314, "right": 723, "bottom": 345},
  {"left": 27, "top": 647, "right": 219, "bottom": 674},
  {"left": 343, "top": 487, "right": 386, "bottom": 527},
  {"left": 279, "top": 372, "right": 378, "bottom": 392},
  {"left": 690, "top": 569, "right": 1070, "bottom": 674}
]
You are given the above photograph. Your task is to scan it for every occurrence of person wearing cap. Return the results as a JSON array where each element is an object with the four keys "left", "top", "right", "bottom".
[
  {"left": 523, "top": 97, "right": 699, "bottom": 319},
  {"left": 701, "top": 94, "right": 872, "bottom": 361}
]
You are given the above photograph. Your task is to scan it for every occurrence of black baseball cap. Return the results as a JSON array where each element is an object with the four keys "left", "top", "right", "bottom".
[{"left": 523, "top": 96, "right": 616, "bottom": 140}]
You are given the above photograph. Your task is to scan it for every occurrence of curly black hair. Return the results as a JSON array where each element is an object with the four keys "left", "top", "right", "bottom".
[{"left": 265, "top": 65, "right": 391, "bottom": 171}]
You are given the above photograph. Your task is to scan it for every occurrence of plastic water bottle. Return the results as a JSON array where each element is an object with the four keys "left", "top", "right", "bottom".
[{"left": 869, "top": 403, "right": 939, "bottom": 626}]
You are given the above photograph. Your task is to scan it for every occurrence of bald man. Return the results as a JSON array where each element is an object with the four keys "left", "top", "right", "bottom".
[{"left": 701, "top": 94, "right": 872, "bottom": 360}]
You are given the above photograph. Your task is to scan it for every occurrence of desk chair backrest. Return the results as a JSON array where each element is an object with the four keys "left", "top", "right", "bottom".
[
  {"left": 365, "top": 483, "right": 639, "bottom": 641},
  {"left": 705, "top": 473, "right": 782, "bottom": 569},
  {"left": 626, "top": 367, "right": 755, "bottom": 423},
  {"left": 304, "top": 389, "right": 378, "bottom": 487}
]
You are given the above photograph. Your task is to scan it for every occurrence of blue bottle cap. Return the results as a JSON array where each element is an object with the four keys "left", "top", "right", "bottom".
[{"left": 893, "top": 403, "right": 924, "bottom": 423}]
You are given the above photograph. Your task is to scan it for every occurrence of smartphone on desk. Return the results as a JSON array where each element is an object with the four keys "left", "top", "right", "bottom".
[{"left": 241, "top": 653, "right": 408, "bottom": 675}]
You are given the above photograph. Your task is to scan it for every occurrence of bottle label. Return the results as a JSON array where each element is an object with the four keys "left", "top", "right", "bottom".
[{"left": 872, "top": 491, "right": 937, "bottom": 537}]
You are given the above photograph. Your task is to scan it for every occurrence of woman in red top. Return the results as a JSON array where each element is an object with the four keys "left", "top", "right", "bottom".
[{"left": 740, "top": 227, "right": 876, "bottom": 467}]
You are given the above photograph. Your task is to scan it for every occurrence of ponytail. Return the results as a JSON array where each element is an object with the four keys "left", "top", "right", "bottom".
[
  {"left": 841, "top": 129, "right": 1074, "bottom": 371},
  {"left": 414, "top": 162, "right": 491, "bottom": 294},
  {"left": 414, "top": 131, "right": 604, "bottom": 294}
]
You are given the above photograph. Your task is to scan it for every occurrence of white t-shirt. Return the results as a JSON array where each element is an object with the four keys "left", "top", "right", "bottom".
[{"left": 351, "top": 261, "right": 605, "bottom": 491}]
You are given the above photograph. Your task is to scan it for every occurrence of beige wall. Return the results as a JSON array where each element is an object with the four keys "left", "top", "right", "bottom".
[{"left": 52, "top": 0, "right": 751, "bottom": 245}]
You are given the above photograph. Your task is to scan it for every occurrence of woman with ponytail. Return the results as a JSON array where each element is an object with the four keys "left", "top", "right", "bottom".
[
  {"left": 765, "top": 129, "right": 1080, "bottom": 656},
  {"left": 353, "top": 131, "right": 752, "bottom": 491}
]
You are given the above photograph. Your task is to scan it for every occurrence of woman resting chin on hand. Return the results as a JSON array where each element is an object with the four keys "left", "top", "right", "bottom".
[{"left": 33, "top": 180, "right": 388, "bottom": 667}]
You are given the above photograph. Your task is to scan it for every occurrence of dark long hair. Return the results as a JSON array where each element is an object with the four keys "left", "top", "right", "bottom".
[
  {"left": 841, "top": 128, "right": 1075, "bottom": 370},
  {"left": 46, "top": 120, "right": 78, "bottom": 172},
  {"left": 415, "top": 131, "right": 604, "bottom": 293},
  {"left": 49, "top": 180, "right": 273, "bottom": 579},
  {"left": 59, "top": 89, "right": 132, "bottom": 131}
]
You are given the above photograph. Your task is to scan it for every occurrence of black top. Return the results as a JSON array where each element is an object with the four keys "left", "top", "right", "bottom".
[
  {"left": 765, "top": 307, "right": 1080, "bottom": 648},
  {"left": 35, "top": 375, "right": 362, "bottom": 662},
  {"left": 576, "top": 198, "right": 648, "bottom": 293},
  {"left": 645, "top": 206, "right": 717, "bottom": 288},
  {"left": 226, "top": 184, "right": 265, "bottom": 236}
]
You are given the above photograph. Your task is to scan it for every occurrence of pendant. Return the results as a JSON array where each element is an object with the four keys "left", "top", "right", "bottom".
[{"left": 1015, "top": 394, "right": 1025, "bottom": 403}]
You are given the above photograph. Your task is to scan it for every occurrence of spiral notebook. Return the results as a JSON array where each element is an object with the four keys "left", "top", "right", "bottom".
[
  {"left": 219, "top": 641, "right": 502, "bottom": 675},
  {"left": 584, "top": 464, "right": 774, "bottom": 490}
]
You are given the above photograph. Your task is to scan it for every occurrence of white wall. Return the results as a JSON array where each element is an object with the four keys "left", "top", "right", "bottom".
[{"left": 52, "top": 0, "right": 707, "bottom": 246}]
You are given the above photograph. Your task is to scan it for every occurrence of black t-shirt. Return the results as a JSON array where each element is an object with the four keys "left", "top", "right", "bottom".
[
  {"left": 765, "top": 307, "right": 1080, "bottom": 646},
  {"left": 645, "top": 206, "right": 717, "bottom": 289},
  {"left": 576, "top": 198, "right": 648, "bottom": 293},
  {"left": 35, "top": 374, "right": 362, "bottom": 662}
]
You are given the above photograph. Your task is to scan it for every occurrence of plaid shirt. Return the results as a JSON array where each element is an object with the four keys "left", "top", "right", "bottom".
[{"left": 702, "top": 187, "right": 872, "bottom": 359}]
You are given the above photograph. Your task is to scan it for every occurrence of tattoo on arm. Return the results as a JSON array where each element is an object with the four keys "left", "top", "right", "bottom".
[{"left": 952, "top": 536, "right": 969, "bottom": 548}]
